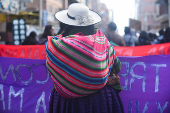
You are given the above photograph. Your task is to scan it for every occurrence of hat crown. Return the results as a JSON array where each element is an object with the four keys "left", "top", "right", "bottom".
[
  {"left": 55, "top": 3, "right": 101, "bottom": 26},
  {"left": 68, "top": 3, "right": 89, "bottom": 17}
]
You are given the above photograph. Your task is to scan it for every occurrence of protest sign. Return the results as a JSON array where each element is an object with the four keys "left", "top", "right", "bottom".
[
  {"left": 114, "top": 43, "right": 170, "bottom": 56},
  {"left": 0, "top": 45, "right": 46, "bottom": 59},
  {"left": 0, "top": 57, "right": 53, "bottom": 113},
  {"left": 0, "top": 43, "right": 170, "bottom": 59},
  {"left": 0, "top": 55, "right": 170, "bottom": 113},
  {"left": 119, "top": 55, "right": 170, "bottom": 113}
]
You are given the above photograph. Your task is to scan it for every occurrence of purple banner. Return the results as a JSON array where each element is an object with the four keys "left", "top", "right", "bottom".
[
  {"left": 0, "top": 55, "right": 170, "bottom": 113},
  {"left": 119, "top": 55, "right": 170, "bottom": 113},
  {"left": 0, "top": 57, "right": 53, "bottom": 113}
]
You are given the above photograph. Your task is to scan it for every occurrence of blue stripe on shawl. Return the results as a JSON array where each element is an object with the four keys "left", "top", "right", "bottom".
[
  {"left": 46, "top": 43, "right": 110, "bottom": 84},
  {"left": 48, "top": 42, "right": 108, "bottom": 75},
  {"left": 112, "top": 46, "right": 115, "bottom": 56},
  {"left": 66, "top": 40, "right": 106, "bottom": 58}
]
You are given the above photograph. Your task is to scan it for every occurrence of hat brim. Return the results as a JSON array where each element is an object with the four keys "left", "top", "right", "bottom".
[{"left": 55, "top": 9, "right": 101, "bottom": 26}]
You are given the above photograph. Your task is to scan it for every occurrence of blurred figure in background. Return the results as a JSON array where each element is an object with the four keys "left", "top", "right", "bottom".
[
  {"left": 148, "top": 33, "right": 154, "bottom": 45},
  {"left": 157, "top": 29, "right": 165, "bottom": 44},
  {"left": 123, "top": 27, "right": 137, "bottom": 46},
  {"left": 152, "top": 33, "right": 158, "bottom": 44},
  {"left": 138, "top": 31, "right": 151, "bottom": 45},
  {"left": 163, "top": 27, "right": 170, "bottom": 43},
  {"left": 105, "top": 22, "right": 126, "bottom": 46},
  {"left": 37, "top": 25, "right": 54, "bottom": 44},
  {"left": 22, "top": 31, "right": 37, "bottom": 45}
]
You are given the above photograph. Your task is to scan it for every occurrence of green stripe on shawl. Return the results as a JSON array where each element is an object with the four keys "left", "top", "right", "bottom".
[
  {"left": 47, "top": 62, "right": 97, "bottom": 95},
  {"left": 51, "top": 38, "right": 113, "bottom": 70},
  {"left": 112, "top": 56, "right": 121, "bottom": 73},
  {"left": 52, "top": 37, "right": 112, "bottom": 64}
]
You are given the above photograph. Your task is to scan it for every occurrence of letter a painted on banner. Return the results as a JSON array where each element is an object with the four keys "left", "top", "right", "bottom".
[
  {"left": 147, "top": 47, "right": 157, "bottom": 56},
  {"left": 34, "top": 48, "right": 40, "bottom": 59},
  {"left": 27, "top": 48, "right": 32, "bottom": 59},
  {"left": 20, "top": 49, "right": 25, "bottom": 58},
  {"left": 167, "top": 47, "right": 170, "bottom": 54},
  {"left": 122, "top": 49, "right": 133, "bottom": 56},
  {"left": 35, "top": 92, "right": 47, "bottom": 113},
  {"left": 158, "top": 46, "right": 165, "bottom": 55}
]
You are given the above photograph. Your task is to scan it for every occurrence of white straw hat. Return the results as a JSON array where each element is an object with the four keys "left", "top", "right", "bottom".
[{"left": 55, "top": 3, "right": 101, "bottom": 26}]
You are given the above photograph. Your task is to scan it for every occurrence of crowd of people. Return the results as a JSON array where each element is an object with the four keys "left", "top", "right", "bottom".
[
  {"left": 23, "top": 21, "right": 170, "bottom": 47},
  {"left": 22, "top": 25, "right": 55, "bottom": 45},
  {"left": 105, "top": 22, "right": 170, "bottom": 47}
]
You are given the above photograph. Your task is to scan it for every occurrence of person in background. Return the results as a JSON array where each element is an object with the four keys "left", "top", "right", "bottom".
[
  {"left": 105, "top": 22, "right": 126, "bottom": 46},
  {"left": 22, "top": 31, "right": 37, "bottom": 45},
  {"left": 152, "top": 33, "right": 158, "bottom": 44},
  {"left": 156, "top": 29, "right": 165, "bottom": 44},
  {"left": 148, "top": 33, "right": 154, "bottom": 45},
  {"left": 37, "top": 25, "right": 54, "bottom": 44},
  {"left": 46, "top": 3, "right": 124, "bottom": 113},
  {"left": 138, "top": 31, "right": 151, "bottom": 45},
  {"left": 163, "top": 27, "right": 170, "bottom": 43},
  {"left": 152, "top": 34, "right": 157, "bottom": 41},
  {"left": 123, "top": 27, "right": 137, "bottom": 46}
]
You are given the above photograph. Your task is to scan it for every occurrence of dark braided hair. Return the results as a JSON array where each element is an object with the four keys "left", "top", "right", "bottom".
[
  {"left": 62, "top": 25, "right": 95, "bottom": 37},
  {"left": 57, "top": 22, "right": 67, "bottom": 35}
]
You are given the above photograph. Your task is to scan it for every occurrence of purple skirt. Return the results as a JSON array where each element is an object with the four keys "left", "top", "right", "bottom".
[{"left": 49, "top": 85, "right": 124, "bottom": 113}]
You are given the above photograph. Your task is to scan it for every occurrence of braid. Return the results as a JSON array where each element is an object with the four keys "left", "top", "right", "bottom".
[
  {"left": 62, "top": 25, "right": 72, "bottom": 37},
  {"left": 62, "top": 25, "right": 95, "bottom": 37},
  {"left": 89, "top": 25, "right": 94, "bottom": 35}
]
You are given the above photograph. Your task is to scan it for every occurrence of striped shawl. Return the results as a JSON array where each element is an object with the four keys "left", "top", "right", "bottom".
[{"left": 45, "top": 29, "right": 116, "bottom": 98}]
